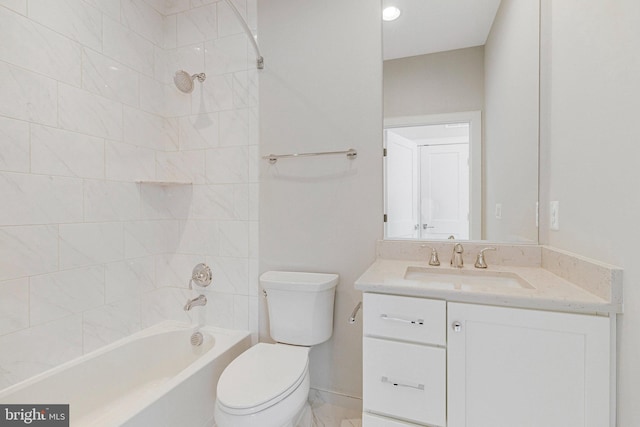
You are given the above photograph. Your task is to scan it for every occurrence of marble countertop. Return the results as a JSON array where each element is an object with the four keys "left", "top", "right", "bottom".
[{"left": 355, "top": 258, "right": 622, "bottom": 315}]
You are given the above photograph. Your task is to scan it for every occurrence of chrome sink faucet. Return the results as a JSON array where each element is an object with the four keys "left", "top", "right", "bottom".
[
  {"left": 184, "top": 294, "right": 207, "bottom": 311},
  {"left": 451, "top": 243, "right": 464, "bottom": 268}
]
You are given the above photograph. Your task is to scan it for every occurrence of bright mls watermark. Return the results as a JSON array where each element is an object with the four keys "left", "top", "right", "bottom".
[{"left": 0, "top": 405, "right": 68, "bottom": 426}]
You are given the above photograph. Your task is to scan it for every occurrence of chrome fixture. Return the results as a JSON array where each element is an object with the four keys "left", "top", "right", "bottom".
[
  {"left": 173, "top": 70, "right": 206, "bottom": 94},
  {"left": 348, "top": 301, "right": 362, "bottom": 324},
  {"left": 421, "top": 245, "right": 440, "bottom": 266},
  {"left": 223, "top": 0, "right": 264, "bottom": 69},
  {"left": 189, "top": 263, "right": 213, "bottom": 290},
  {"left": 474, "top": 247, "right": 497, "bottom": 269},
  {"left": 451, "top": 243, "right": 464, "bottom": 268},
  {"left": 263, "top": 148, "right": 357, "bottom": 165},
  {"left": 190, "top": 331, "right": 204, "bottom": 346},
  {"left": 452, "top": 321, "right": 462, "bottom": 333},
  {"left": 184, "top": 294, "right": 207, "bottom": 311}
]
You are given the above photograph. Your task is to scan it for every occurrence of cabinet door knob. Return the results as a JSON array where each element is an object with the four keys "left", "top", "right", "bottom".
[{"left": 452, "top": 321, "right": 462, "bottom": 332}]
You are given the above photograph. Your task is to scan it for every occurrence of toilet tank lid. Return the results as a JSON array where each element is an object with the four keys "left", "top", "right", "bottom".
[{"left": 260, "top": 271, "right": 339, "bottom": 292}]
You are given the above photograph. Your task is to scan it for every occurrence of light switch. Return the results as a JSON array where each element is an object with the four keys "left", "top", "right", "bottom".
[
  {"left": 495, "top": 203, "right": 502, "bottom": 220},
  {"left": 550, "top": 201, "right": 560, "bottom": 230}
]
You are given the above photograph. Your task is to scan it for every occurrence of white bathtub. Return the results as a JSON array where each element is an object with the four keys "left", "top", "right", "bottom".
[{"left": 0, "top": 321, "right": 251, "bottom": 427}]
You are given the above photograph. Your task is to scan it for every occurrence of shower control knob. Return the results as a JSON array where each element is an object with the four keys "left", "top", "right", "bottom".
[{"left": 452, "top": 321, "right": 462, "bottom": 333}]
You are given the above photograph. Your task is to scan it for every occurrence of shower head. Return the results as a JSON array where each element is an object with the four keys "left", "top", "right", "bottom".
[{"left": 173, "top": 70, "right": 206, "bottom": 94}]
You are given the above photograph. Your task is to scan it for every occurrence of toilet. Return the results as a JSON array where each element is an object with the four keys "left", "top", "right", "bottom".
[{"left": 214, "top": 271, "right": 339, "bottom": 427}]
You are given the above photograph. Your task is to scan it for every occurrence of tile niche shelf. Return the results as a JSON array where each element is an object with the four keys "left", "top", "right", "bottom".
[{"left": 136, "top": 181, "right": 193, "bottom": 186}]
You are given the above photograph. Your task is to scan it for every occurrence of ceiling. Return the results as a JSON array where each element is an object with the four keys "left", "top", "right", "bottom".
[{"left": 382, "top": 0, "right": 502, "bottom": 61}]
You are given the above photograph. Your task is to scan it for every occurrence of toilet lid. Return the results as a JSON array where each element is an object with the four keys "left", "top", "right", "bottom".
[{"left": 217, "top": 343, "right": 309, "bottom": 414}]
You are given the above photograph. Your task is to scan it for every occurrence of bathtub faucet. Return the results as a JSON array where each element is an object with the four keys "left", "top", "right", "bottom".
[{"left": 184, "top": 294, "right": 207, "bottom": 311}]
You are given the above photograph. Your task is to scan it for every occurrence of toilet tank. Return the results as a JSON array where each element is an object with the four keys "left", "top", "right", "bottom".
[{"left": 260, "top": 271, "right": 338, "bottom": 346}]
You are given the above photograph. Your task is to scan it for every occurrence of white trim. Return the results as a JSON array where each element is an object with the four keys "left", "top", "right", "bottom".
[{"left": 384, "top": 111, "right": 482, "bottom": 240}]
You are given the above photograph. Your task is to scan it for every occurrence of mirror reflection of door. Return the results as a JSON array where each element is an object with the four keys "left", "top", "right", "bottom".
[{"left": 384, "top": 113, "right": 480, "bottom": 240}]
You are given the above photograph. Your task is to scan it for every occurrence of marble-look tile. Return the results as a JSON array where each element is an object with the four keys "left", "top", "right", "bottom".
[
  {"left": 248, "top": 258, "right": 258, "bottom": 296},
  {"left": 59, "top": 222, "right": 124, "bottom": 269},
  {"left": 0, "top": 61, "right": 57, "bottom": 126},
  {"left": 176, "top": 4, "right": 217, "bottom": 47},
  {"left": 233, "top": 184, "right": 249, "bottom": 220},
  {"left": 205, "top": 256, "right": 248, "bottom": 295},
  {"left": 190, "top": 0, "right": 216, "bottom": 8},
  {"left": 248, "top": 183, "right": 259, "bottom": 221},
  {"left": 217, "top": 0, "right": 246, "bottom": 38},
  {"left": 219, "top": 221, "right": 249, "bottom": 258},
  {"left": 82, "top": 48, "right": 140, "bottom": 107},
  {"left": 124, "top": 220, "right": 180, "bottom": 259},
  {"left": 139, "top": 184, "right": 192, "bottom": 220},
  {"left": 178, "top": 220, "right": 219, "bottom": 255},
  {"left": 201, "top": 291, "right": 234, "bottom": 328},
  {"left": 248, "top": 145, "right": 259, "bottom": 182},
  {"left": 139, "top": 78, "right": 165, "bottom": 115},
  {"left": 0, "top": 172, "right": 83, "bottom": 226},
  {"left": 105, "top": 141, "right": 156, "bottom": 182},
  {"left": 105, "top": 257, "right": 156, "bottom": 303},
  {"left": 219, "top": 108, "right": 249, "bottom": 147},
  {"left": 205, "top": 34, "right": 248, "bottom": 75},
  {"left": 248, "top": 106, "right": 259, "bottom": 146},
  {"left": 0, "top": 315, "right": 82, "bottom": 389},
  {"left": 164, "top": 43, "right": 205, "bottom": 85},
  {"left": 179, "top": 113, "right": 219, "bottom": 150},
  {"left": 0, "top": 278, "right": 28, "bottom": 336},
  {"left": 164, "top": 82, "right": 192, "bottom": 117},
  {"left": 156, "top": 150, "right": 206, "bottom": 184},
  {"left": 233, "top": 294, "right": 248, "bottom": 329},
  {"left": 141, "top": 287, "right": 192, "bottom": 328},
  {"left": 0, "top": 225, "right": 59, "bottom": 281},
  {"left": 0, "top": 116, "right": 29, "bottom": 173},
  {"left": 103, "top": 16, "right": 155, "bottom": 77},
  {"left": 206, "top": 146, "right": 249, "bottom": 183},
  {"left": 84, "top": 180, "right": 141, "bottom": 222},
  {"left": 189, "top": 184, "right": 237, "bottom": 220},
  {"left": 163, "top": 0, "right": 191, "bottom": 15},
  {"left": 232, "top": 70, "right": 250, "bottom": 108},
  {"left": 246, "top": 0, "right": 257, "bottom": 31},
  {"left": 30, "top": 265, "right": 105, "bottom": 325},
  {"left": 248, "top": 220, "right": 258, "bottom": 259},
  {"left": 123, "top": 106, "right": 172, "bottom": 150},
  {"left": 163, "top": 14, "right": 177, "bottom": 49},
  {"left": 83, "top": 298, "right": 141, "bottom": 353},
  {"left": 58, "top": 84, "right": 123, "bottom": 140},
  {"left": 83, "top": 0, "right": 121, "bottom": 22},
  {"left": 191, "top": 73, "right": 234, "bottom": 113},
  {"left": 155, "top": 253, "right": 206, "bottom": 288},
  {"left": 0, "top": 6, "right": 81, "bottom": 86},
  {"left": 31, "top": 124, "right": 105, "bottom": 179},
  {"left": 121, "top": 0, "right": 164, "bottom": 46},
  {"left": 248, "top": 295, "right": 258, "bottom": 343},
  {"left": 0, "top": 0, "right": 27, "bottom": 15},
  {"left": 28, "top": 0, "right": 102, "bottom": 51}
]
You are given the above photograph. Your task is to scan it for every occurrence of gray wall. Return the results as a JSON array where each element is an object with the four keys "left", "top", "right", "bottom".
[
  {"left": 258, "top": 0, "right": 382, "bottom": 397},
  {"left": 383, "top": 46, "right": 485, "bottom": 118}
]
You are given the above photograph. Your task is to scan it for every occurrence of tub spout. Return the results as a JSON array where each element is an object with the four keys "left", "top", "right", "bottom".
[{"left": 184, "top": 294, "right": 207, "bottom": 311}]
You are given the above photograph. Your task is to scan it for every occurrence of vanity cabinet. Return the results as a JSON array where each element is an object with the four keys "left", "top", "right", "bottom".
[{"left": 362, "top": 293, "right": 613, "bottom": 427}]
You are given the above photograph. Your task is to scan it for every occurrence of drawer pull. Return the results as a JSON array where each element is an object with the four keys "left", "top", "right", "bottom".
[
  {"left": 380, "top": 314, "right": 424, "bottom": 325},
  {"left": 381, "top": 376, "right": 425, "bottom": 391}
]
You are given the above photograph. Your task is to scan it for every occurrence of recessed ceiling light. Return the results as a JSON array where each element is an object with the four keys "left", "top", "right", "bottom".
[{"left": 382, "top": 6, "right": 401, "bottom": 21}]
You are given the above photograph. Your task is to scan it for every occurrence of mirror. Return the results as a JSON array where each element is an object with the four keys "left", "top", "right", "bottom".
[{"left": 383, "top": 0, "right": 539, "bottom": 243}]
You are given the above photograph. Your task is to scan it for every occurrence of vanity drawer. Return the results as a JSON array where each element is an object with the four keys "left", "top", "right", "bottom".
[
  {"left": 363, "top": 337, "right": 446, "bottom": 427},
  {"left": 363, "top": 293, "right": 446, "bottom": 346}
]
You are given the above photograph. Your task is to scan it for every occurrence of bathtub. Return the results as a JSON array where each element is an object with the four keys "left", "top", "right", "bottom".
[{"left": 0, "top": 321, "right": 251, "bottom": 427}]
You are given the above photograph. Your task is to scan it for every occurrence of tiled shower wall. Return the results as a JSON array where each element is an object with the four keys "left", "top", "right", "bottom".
[{"left": 0, "top": 0, "right": 258, "bottom": 389}]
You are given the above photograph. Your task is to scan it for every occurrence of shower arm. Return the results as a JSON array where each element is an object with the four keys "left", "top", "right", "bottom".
[{"left": 223, "top": 0, "right": 264, "bottom": 69}]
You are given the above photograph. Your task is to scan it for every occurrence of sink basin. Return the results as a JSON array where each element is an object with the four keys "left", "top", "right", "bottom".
[{"left": 404, "top": 266, "right": 534, "bottom": 291}]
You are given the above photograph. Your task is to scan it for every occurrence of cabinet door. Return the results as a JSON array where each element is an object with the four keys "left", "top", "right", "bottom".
[{"left": 447, "top": 303, "right": 611, "bottom": 427}]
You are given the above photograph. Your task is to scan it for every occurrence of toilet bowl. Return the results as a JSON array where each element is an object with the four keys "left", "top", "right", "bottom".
[
  {"left": 214, "top": 343, "right": 310, "bottom": 427},
  {"left": 214, "top": 271, "right": 339, "bottom": 427}
]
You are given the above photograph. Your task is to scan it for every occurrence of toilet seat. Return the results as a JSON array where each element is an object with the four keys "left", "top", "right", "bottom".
[{"left": 217, "top": 343, "right": 309, "bottom": 416}]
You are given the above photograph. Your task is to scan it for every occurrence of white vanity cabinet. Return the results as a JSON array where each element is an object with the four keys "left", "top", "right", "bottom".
[{"left": 362, "top": 293, "right": 613, "bottom": 427}]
